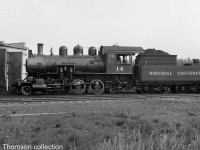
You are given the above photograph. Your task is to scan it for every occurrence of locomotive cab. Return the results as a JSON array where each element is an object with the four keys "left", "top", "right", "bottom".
[
  {"left": 99, "top": 46, "right": 144, "bottom": 74},
  {"left": 106, "top": 52, "right": 133, "bottom": 74}
]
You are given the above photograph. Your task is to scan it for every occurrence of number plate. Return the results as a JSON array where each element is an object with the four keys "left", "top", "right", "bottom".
[{"left": 116, "top": 67, "right": 124, "bottom": 71}]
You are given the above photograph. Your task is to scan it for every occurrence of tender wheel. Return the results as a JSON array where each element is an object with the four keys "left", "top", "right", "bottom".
[
  {"left": 159, "top": 86, "right": 168, "bottom": 94},
  {"left": 177, "top": 85, "right": 185, "bottom": 93},
  {"left": 195, "top": 86, "right": 200, "bottom": 93},
  {"left": 170, "top": 84, "right": 177, "bottom": 93},
  {"left": 89, "top": 79, "right": 104, "bottom": 94},
  {"left": 143, "top": 86, "right": 150, "bottom": 93},
  {"left": 70, "top": 79, "right": 86, "bottom": 94},
  {"left": 139, "top": 86, "right": 149, "bottom": 94},
  {"left": 21, "top": 86, "right": 32, "bottom": 96},
  {"left": 177, "top": 85, "right": 189, "bottom": 93}
]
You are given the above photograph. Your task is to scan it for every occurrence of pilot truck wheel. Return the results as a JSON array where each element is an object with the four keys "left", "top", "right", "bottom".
[{"left": 21, "top": 86, "right": 32, "bottom": 96}]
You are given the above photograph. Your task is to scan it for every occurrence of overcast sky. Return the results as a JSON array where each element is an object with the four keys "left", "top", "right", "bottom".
[{"left": 0, "top": 0, "right": 200, "bottom": 58}]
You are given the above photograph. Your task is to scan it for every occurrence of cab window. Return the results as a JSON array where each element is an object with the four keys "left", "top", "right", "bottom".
[{"left": 116, "top": 54, "right": 131, "bottom": 65}]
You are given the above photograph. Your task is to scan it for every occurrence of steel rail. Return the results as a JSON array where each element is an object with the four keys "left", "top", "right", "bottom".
[{"left": 0, "top": 93, "right": 200, "bottom": 104}]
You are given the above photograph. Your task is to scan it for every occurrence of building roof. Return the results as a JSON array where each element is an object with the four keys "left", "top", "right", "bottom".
[{"left": 0, "top": 41, "right": 28, "bottom": 50}]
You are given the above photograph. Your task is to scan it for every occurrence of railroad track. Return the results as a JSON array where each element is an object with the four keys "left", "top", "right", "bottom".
[{"left": 0, "top": 93, "right": 200, "bottom": 104}]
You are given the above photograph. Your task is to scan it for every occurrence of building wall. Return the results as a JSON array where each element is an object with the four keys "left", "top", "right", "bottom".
[
  {"left": 0, "top": 49, "right": 6, "bottom": 90},
  {"left": 0, "top": 44, "right": 27, "bottom": 90},
  {"left": 2, "top": 46, "right": 27, "bottom": 79}
]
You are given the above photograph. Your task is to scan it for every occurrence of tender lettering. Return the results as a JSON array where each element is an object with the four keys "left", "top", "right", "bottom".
[
  {"left": 149, "top": 71, "right": 200, "bottom": 76},
  {"left": 149, "top": 72, "right": 172, "bottom": 75},
  {"left": 177, "top": 71, "right": 200, "bottom": 75}
]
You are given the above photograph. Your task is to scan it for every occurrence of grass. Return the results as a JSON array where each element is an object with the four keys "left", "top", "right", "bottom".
[
  {"left": 94, "top": 128, "right": 200, "bottom": 150},
  {"left": 0, "top": 97, "right": 200, "bottom": 150},
  {"left": 93, "top": 109, "right": 200, "bottom": 150},
  {"left": 0, "top": 109, "right": 200, "bottom": 150}
]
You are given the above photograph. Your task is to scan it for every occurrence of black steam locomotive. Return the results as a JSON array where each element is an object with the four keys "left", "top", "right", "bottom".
[{"left": 12, "top": 43, "right": 200, "bottom": 95}]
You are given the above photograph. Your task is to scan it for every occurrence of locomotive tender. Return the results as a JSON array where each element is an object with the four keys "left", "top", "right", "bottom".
[{"left": 12, "top": 44, "right": 200, "bottom": 95}]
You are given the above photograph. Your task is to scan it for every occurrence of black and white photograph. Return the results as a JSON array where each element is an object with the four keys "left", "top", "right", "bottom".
[{"left": 0, "top": 0, "right": 200, "bottom": 149}]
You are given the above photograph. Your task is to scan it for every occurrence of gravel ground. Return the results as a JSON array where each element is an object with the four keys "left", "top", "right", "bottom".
[{"left": 0, "top": 94, "right": 200, "bottom": 116}]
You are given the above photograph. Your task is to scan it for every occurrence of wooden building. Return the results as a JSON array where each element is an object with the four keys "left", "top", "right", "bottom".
[{"left": 0, "top": 42, "right": 28, "bottom": 91}]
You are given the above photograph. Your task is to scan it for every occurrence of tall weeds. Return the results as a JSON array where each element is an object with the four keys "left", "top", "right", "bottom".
[{"left": 93, "top": 128, "right": 200, "bottom": 150}]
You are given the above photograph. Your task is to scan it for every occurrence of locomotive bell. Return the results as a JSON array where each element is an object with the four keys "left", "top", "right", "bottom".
[
  {"left": 88, "top": 46, "right": 97, "bottom": 56},
  {"left": 73, "top": 44, "right": 83, "bottom": 55},
  {"left": 59, "top": 46, "right": 68, "bottom": 56}
]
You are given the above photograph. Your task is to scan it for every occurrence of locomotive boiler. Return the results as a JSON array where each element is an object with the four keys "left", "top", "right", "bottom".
[{"left": 27, "top": 44, "right": 105, "bottom": 75}]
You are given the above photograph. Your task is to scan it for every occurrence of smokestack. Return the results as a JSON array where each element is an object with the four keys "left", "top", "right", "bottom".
[{"left": 37, "top": 43, "right": 43, "bottom": 55}]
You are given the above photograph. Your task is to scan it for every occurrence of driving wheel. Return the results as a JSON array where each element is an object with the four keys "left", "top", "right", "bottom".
[
  {"left": 70, "top": 79, "right": 86, "bottom": 94},
  {"left": 89, "top": 79, "right": 104, "bottom": 94}
]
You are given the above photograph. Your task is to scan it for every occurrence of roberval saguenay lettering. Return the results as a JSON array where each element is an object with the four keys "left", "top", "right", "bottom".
[
  {"left": 149, "top": 71, "right": 200, "bottom": 76},
  {"left": 177, "top": 71, "right": 200, "bottom": 75},
  {"left": 149, "top": 72, "right": 172, "bottom": 75}
]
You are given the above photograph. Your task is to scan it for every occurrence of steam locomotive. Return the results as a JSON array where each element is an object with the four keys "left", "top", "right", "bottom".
[{"left": 12, "top": 43, "right": 200, "bottom": 95}]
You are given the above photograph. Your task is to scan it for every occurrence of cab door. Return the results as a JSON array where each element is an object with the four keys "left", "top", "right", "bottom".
[{"left": 106, "top": 52, "right": 132, "bottom": 74}]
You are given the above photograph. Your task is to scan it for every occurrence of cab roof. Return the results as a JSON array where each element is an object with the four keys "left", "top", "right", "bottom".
[{"left": 100, "top": 46, "right": 145, "bottom": 54}]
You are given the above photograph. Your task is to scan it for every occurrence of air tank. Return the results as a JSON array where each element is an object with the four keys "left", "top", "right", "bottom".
[
  {"left": 88, "top": 46, "right": 97, "bottom": 56},
  {"left": 59, "top": 46, "right": 68, "bottom": 56},
  {"left": 73, "top": 44, "right": 83, "bottom": 55}
]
